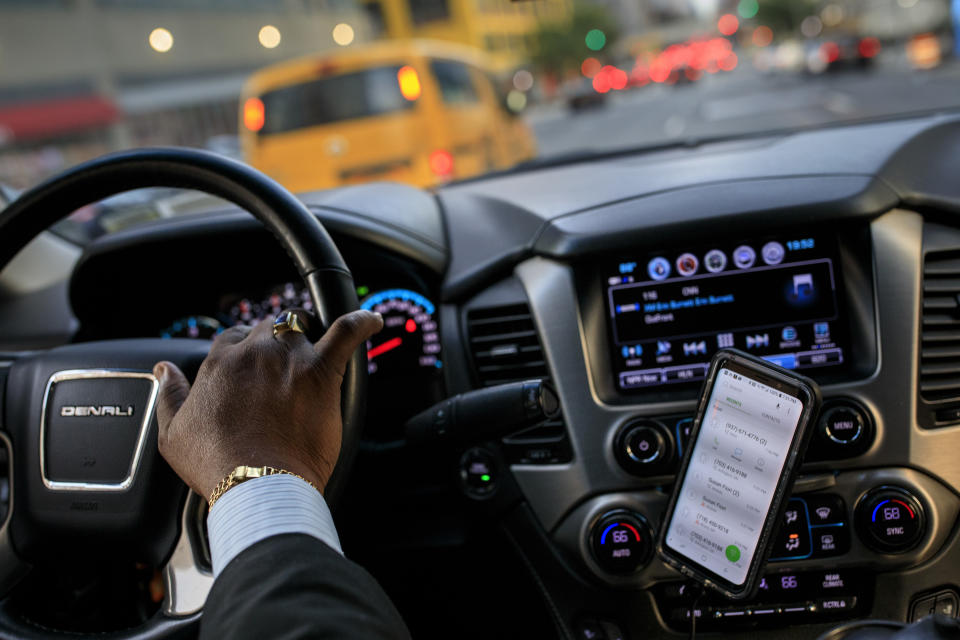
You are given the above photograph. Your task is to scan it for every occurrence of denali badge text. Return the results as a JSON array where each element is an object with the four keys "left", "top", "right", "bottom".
[{"left": 60, "top": 405, "right": 134, "bottom": 417}]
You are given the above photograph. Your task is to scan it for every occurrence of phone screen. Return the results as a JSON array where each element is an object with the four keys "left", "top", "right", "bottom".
[{"left": 663, "top": 365, "right": 804, "bottom": 587}]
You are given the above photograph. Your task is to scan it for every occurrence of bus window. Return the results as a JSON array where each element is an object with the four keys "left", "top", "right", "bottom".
[
  {"left": 410, "top": 0, "right": 449, "bottom": 25},
  {"left": 257, "top": 66, "right": 413, "bottom": 135},
  {"left": 430, "top": 61, "right": 478, "bottom": 104},
  {"left": 362, "top": 1, "right": 386, "bottom": 38}
]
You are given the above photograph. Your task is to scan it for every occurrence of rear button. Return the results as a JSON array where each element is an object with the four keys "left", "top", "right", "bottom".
[{"left": 811, "top": 526, "right": 850, "bottom": 557}]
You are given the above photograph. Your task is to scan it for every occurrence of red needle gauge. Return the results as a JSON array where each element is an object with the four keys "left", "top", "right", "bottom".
[{"left": 368, "top": 336, "right": 402, "bottom": 360}]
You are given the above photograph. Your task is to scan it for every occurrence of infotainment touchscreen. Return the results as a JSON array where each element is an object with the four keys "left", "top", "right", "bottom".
[{"left": 605, "top": 236, "right": 847, "bottom": 392}]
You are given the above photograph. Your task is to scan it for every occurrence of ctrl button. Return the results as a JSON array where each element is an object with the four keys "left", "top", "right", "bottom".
[{"left": 819, "top": 596, "right": 857, "bottom": 613}]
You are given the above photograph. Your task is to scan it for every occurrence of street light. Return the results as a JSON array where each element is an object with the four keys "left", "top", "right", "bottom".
[
  {"left": 259, "top": 25, "right": 282, "bottom": 49},
  {"left": 149, "top": 28, "right": 173, "bottom": 53}
]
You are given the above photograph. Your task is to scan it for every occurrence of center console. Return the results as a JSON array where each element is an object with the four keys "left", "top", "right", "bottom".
[
  {"left": 494, "top": 214, "right": 960, "bottom": 638},
  {"left": 512, "top": 220, "right": 957, "bottom": 634}
]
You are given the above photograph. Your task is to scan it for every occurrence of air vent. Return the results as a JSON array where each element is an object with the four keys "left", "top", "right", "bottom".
[
  {"left": 466, "top": 304, "right": 571, "bottom": 463},
  {"left": 467, "top": 304, "right": 547, "bottom": 387},
  {"left": 920, "top": 251, "right": 960, "bottom": 424}
]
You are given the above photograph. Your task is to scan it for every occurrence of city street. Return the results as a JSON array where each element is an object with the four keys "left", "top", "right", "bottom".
[{"left": 525, "top": 61, "right": 960, "bottom": 157}]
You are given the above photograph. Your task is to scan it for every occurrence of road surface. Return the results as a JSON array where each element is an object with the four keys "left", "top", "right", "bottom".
[{"left": 525, "top": 61, "right": 960, "bottom": 158}]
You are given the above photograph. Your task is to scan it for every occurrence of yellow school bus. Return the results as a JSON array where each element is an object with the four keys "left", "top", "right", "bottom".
[{"left": 240, "top": 40, "right": 537, "bottom": 192}]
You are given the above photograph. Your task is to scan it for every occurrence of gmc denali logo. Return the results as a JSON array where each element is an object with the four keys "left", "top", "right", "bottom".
[{"left": 60, "top": 405, "right": 134, "bottom": 417}]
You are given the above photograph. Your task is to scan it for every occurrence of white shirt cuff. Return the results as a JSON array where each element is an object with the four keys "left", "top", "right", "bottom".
[{"left": 206, "top": 473, "right": 342, "bottom": 577}]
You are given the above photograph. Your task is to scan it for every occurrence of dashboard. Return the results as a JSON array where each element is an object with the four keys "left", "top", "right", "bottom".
[{"left": 7, "top": 113, "right": 960, "bottom": 639}]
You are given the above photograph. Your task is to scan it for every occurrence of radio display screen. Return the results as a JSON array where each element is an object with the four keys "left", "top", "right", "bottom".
[{"left": 606, "top": 237, "right": 848, "bottom": 392}]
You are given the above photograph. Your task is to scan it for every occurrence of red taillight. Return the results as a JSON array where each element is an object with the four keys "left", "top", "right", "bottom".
[
  {"left": 821, "top": 41, "right": 841, "bottom": 63},
  {"left": 243, "top": 97, "right": 265, "bottom": 132},
  {"left": 429, "top": 149, "right": 453, "bottom": 177},
  {"left": 859, "top": 37, "right": 881, "bottom": 59},
  {"left": 717, "top": 14, "right": 739, "bottom": 36}
]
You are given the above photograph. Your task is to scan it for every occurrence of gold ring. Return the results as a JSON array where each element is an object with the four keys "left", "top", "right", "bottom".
[{"left": 273, "top": 310, "right": 306, "bottom": 337}]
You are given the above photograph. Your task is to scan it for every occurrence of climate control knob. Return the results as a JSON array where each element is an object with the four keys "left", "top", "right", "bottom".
[
  {"left": 856, "top": 486, "right": 926, "bottom": 553},
  {"left": 590, "top": 510, "right": 653, "bottom": 575}
]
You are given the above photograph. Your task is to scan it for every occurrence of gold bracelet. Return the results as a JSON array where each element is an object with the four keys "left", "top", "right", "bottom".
[{"left": 208, "top": 465, "right": 318, "bottom": 508}]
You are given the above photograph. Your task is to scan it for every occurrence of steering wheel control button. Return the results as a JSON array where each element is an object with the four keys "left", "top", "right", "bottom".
[
  {"left": 821, "top": 405, "right": 864, "bottom": 444},
  {"left": 614, "top": 419, "right": 673, "bottom": 476},
  {"left": 41, "top": 370, "right": 158, "bottom": 489},
  {"left": 590, "top": 511, "right": 653, "bottom": 575},
  {"left": 459, "top": 448, "right": 498, "bottom": 499},
  {"left": 856, "top": 487, "right": 925, "bottom": 553}
]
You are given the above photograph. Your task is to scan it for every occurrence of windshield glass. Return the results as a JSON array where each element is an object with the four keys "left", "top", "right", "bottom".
[{"left": 0, "top": 0, "right": 957, "bottom": 241}]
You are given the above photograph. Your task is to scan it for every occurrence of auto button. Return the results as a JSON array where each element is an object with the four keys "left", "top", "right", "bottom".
[{"left": 590, "top": 510, "right": 653, "bottom": 575}]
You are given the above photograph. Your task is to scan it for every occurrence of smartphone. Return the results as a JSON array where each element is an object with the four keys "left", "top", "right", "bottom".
[{"left": 657, "top": 349, "right": 821, "bottom": 600}]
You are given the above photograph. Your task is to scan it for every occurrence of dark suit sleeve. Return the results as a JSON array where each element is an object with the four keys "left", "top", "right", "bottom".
[{"left": 200, "top": 533, "right": 411, "bottom": 640}]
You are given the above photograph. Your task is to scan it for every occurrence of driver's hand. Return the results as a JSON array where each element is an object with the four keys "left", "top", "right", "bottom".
[{"left": 152, "top": 309, "right": 383, "bottom": 501}]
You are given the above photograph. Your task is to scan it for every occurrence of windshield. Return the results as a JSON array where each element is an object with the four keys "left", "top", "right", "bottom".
[{"left": 0, "top": 0, "right": 957, "bottom": 241}]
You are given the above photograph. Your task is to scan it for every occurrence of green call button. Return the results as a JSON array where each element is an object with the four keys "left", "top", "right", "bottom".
[{"left": 725, "top": 544, "right": 741, "bottom": 562}]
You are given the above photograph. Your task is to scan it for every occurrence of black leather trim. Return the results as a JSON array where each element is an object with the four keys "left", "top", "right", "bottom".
[{"left": 0, "top": 603, "right": 199, "bottom": 640}]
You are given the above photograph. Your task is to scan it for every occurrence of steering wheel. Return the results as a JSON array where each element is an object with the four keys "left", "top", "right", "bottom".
[{"left": 0, "top": 148, "right": 367, "bottom": 638}]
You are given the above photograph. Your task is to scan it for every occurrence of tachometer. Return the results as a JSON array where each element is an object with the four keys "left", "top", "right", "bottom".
[{"left": 361, "top": 289, "right": 440, "bottom": 376}]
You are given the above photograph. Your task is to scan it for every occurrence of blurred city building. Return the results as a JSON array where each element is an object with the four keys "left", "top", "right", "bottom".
[
  {"left": 0, "top": 0, "right": 371, "bottom": 188},
  {"left": 360, "top": 0, "right": 570, "bottom": 69}
]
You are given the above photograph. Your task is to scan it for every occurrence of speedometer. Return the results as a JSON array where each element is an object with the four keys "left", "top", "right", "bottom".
[{"left": 361, "top": 289, "right": 440, "bottom": 376}]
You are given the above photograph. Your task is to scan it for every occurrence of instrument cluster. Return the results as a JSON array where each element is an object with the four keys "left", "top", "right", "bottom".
[{"left": 160, "top": 282, "right": 444, "bottom": 438}]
